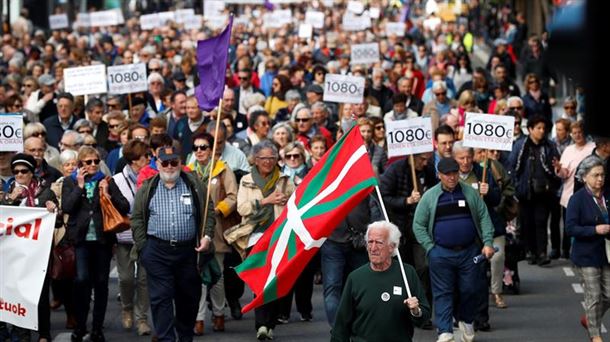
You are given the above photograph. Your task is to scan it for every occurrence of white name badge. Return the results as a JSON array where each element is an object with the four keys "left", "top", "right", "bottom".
[
  {"left": 458, "top": 200, "right": 466, "bottom": 207},
  {"left": 471, "top": 183, "right": 479, "bottom": 190},
  {"left": 393, "top": 286, "right": 402, "bottom": 296},
  {"left": 181, "top": 194, "right": 192, "bottom": 205},
  {"left": 211, "top": 178, "right": 218, "bottom": 185}
]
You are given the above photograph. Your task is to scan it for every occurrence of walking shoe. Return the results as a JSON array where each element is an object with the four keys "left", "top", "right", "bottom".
[
  {"left": 89, "top": 330, "right": 106, "bottom": 342},
  {"left": 194, "top": 320, "right": 204, "bottom": 336},
  {"left": 537, "top": 253, "right": 551, "bottom": 266},
  {"left": 212, "top": 315, "right": 225, "bottom": 332},
  {"left": 70, "top": 330, "right": 86, "bottom": 342},
  {"left": 137, "top": 321, "right": 152, "bottom": 336},
  {"left": 257, "top": 326, "right": 270, "bottom": 340},
  {"left": 580, "top": 314, "right": 588, "bottom": 329},
  {"left": 300, "top": 313, "right": 312, "bottom": 321},
  {"left": 436, "top": 332, "right": 455, "bottom": 342},
  {"left": 276, "top": 315, "right": 289, "bottom": 324},
  {"left": 121, "top": 310, "right": 133, "bottom": 329},
  {"left": 421, "top": 319, "right": 434, "bottom": 330},
  {"left": 494, "top": 294, "right": 507, "bottom": 309},
  {"left": 459, "top": 321, "right": 475, "bottom": 342},
  {"left": 474, "top": 320, "right": 490, "bottom": 332},
  {"left": 549, "top": 249, "right": 560, "bottom": 259},
  {"left": 229, "top": 299, "right": 243, "bottom": 320}
]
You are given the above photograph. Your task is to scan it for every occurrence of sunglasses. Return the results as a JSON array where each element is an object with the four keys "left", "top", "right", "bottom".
[
  {"left": 79, "top": 130, "right": 93, "bottom": 134},
  {"left": 82, "top": 159, "right": 101, "bottom": 165},
  {"left": 509, "top": 106, "right": 523, "bottom": 111},
  {"left": 434, "top": 92, "right": 447, "bottom": 97},
  {"left": 295, "top": 118, "right": 310, "bottom": 123},
  {"left": 149, "top": 68, "right": 161, "bottom": 72},
  {"left": 193, "top": 144, "right": 210, "bottom": 151},
  {"left": 160, "top": 159, "right": 179, "bottom": 167},
  {"left": 375, "top": 125, "right": 385, "bottom": 130},
  {"left": 514, "top": 122, "right": 522, "bottom": 126},
  {"left": 256, "top": 156, "right": 276, "bottom": 162},
  {"left": 238, "top": 76, "right": 249, "bottom": 81},
  {"left": 109, "top": 124, "right": 120, "bottom": 129},
  {"left": 12, "top": 168, "right": 30, "bottom": 175},
  {"left": 84, "top": 143, "right": 97, "bottom": 147},
  {"left": 285, "top": 154, "right": 301, "bottom": 160},
  {"left": 108, "top": 104, "right": 120, "bottom": 109},
  {"left": 31, "top": 131, "right": 46, "bottom": 137},
  {"left": 564, "top": 106, "right": 575, "bottom": 110},
  {"left": 258, "top": 121, "right": 270, "bottom": 127}
]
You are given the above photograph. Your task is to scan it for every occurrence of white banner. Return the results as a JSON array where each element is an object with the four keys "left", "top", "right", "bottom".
[
  {"left": 323, "top": 74, "right": 365, "bottom": 104},
  {"left": 369, "top": 7, "right": 381, "bottom": 19},
  {"left": 90, "top": 9, "right": 120, "bottom": 27},
  {"left": 157, "top": 11, "right": 176, "bottom": 25},
  {"left": 347, "top": 0, "right": 364, "bottom": 14},
  {"left": 305, "top": 11, "right": 325, "bottom": 29},
  {"left": 204, "top": 1, "right": 225, "bottom": 18},
  {"left": 463, "top": 112, "right": 515, "bottom": 151},
  {"left": 139, "top": 13, "right": 159, "bottom": 30},
  {"left": 0, "top": 114, "right": 23, "bottom": 152},
  {"left": 205, "top": 15, "right": 228, "bottom": 30},
  {"left": 298, "top": 24, "right": 313, "bottom": 39},
  {"left": 342, "top": 13, "right": 370, "bottom": 31},
  {"left": 175, "top": 9, "right": 195, "bottom": 23},
  {"left": 64, "top": 64, "right": 107, "bottom": 96},
  {"left": 386, "top": 117, "right": 434, "bottom": 157},
  {"left": 386, "top": 22, "right": 405, "bottom": 37},
  {"left": 263, "top": 9, "right": 292, "bottom": 29},
  {"left": 75, "top": 13, "right": 90, "bottom": 28},
  {"left": 107, "top": 63, "right": 147, "bottom": 95},
  {"left": 49, "top": 14, "right": 69, "bottom": 30},
  {"left": 0, "top": 206, "right": 56, "bottom": 330},
  {"left": 350, "top": 43, "right": 379, "bottom": 65},
  {"left": 184, "top": 15, "right": 203, "bottom": 30}
]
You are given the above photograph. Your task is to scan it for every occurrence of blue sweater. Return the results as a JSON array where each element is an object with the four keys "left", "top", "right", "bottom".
[
  {"left": 433, "top": 185, "right": 478, "bottom": 248},
  {"left": 566, "top": 187, "right": 610, "bottom": 267}
]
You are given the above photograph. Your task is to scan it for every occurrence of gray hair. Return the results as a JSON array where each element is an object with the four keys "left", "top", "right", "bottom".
[
  {"left": 366, "top": 221, "right": 402, "bottom": 256},
  {"left": 452, "top": 140, "right": 473, "bottom": 156},
  {"left": 73, "top": 119, "right": 94, "bottom": 132},
  {"left": 59, "top": 149, "right": 78, "bottom": 165},
  {"left": 285, "top": 89, "right": 301, "bottom": 101},
  {"left": 432, "top": 80, "right": 447, "bottom": 92},
  {"left": 23, "top": 122, "right": 46, "bottom": 139},
  {"left": 507, "top": 96, "right": 523, "bottom": 107},
  {"left": 272, "top": 122, "right": 294, "bottom": 142},
  {"left": 311, "top": 101, "right": 328, "bottom": 114},
  {"left": 251, "top": 140, "right": 279, "bottom": 160},
  {"left": 295, "top": 107, "right": 312, "bottom": 118},
  {"left": 576, "top": 155, "right": 605, "bottom": 182},
  {"left": 206, "top": 121, "right": 227, "bottom": 136},
  {"left": 372, "top": 67, "right": 385, "bottom": 78},
  {"left": 564, "top": 96, "right": 577, "bottom": 107},
  {"left": 62, "top": 130, "right": 85, "bottom": 146}
]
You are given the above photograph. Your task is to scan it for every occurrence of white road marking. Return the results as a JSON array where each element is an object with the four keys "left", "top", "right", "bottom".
[
  {"left": 572, "top": 283, "right": 584, "bottom": 293},
  {"left": 110, "top": 266, "right": 118, "bottom": 279},
  {"left": 563, "top": 267, "right": 575, "bottom": 277}
]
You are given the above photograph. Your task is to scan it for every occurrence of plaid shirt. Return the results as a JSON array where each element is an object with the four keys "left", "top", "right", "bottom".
[{"left": 147, "top": 177, "right": 196, "bottom": 241}]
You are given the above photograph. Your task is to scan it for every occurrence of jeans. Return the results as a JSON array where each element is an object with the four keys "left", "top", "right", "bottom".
[
  {"left": 74, "top": 242, "right": 113, "bottom": 333},
  {"left": 320, "top": 240, "right": 368, "bottom": 326},
  {"left": 429, "top": 244, "right": 481, "bottom": 334}
]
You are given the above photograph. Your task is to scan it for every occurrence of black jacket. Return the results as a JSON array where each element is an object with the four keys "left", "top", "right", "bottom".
[{"left": 62, "top": 175, "right": 129, "bottom": 245}]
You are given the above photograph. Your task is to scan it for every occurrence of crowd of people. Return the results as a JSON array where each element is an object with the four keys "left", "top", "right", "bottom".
[{"left": 1, "top": 1, "right": 608, "bottom": 342}]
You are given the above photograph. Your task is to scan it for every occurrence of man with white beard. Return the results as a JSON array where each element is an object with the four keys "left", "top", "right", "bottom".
[{"left": 131, "top": 146, "right": 216, "bottom": 342}]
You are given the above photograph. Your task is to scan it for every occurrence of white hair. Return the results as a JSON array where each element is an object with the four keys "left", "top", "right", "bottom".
[
  {"left": 507, "top": 96, "right": 523, "bottom": 107},
  {"left": 432, "top": 80, "right": 448, "bottom": 92},
  {"left": 366, "top": 221, "right": 402, "bottom": 256},
  {"left": 147, "top": 72, "right": 164, "bottom": 85}
]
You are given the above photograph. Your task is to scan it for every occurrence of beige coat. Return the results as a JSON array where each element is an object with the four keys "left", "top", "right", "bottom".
[{"left": 207, "top": 162, "right": 239, "bottom": 254}]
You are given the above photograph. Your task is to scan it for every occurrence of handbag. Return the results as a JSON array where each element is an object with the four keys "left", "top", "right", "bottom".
[
  {"left": 51, "top": 244, "right": 76, "bottom": 280},
  {"left": 100, "top": 182, "right": 130, "bottom": 233}
]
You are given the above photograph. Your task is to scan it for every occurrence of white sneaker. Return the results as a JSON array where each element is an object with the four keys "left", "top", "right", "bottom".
[
  {"left": 267, "top": 328, "right": 274, "bottom": 340},
  {"left": 257, "top": 326, "right": 268, "bottom": 340},
  {"left": 459, "top": 321, "right": 475, "bottom": 342},
  {"left": 437, "top": 332, "right": 455, "bottom": 342}
]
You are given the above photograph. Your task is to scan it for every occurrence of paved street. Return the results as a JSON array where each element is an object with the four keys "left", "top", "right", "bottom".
[{"left": 48, "top": 257, "right": 607, "bottom": 341}]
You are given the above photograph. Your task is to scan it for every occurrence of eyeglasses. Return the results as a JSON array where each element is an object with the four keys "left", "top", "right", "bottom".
[
  {"left": 258, "top": 121, "right": 270, "bottom": 127},
  {"left": 508, "top": 106, "right": 523, "bottom": 111},
  {"left": 514, "top": 122, "right": 522, "bottom": 126},
  {"left": 528, "top": 79, "right": 539, "bottom": 84},
  {"left": 238, "top": 76, "right": 249, "bottom": 81},
  {"left": 193, "top": 144, "right": 210, "bottom": 151},
  {"left": 434, "top": 92, "right": 447, "bottom": 97},
  {"left": 256, "top": 156, "right": 276, "bottom": 162},
  {"left": 59, "top": 141, "right": 77, "bottom": 148},
  {"left": 108, "top": 104, "right": 120, "bottom": 109},
  {"left": 31, "top": 131, "right": 46, "bottom": 137},
  {"left": 285, "top": 154, "right": 301, "bottom": 160},
  {"left": 374, "top": 125, "right": 385, "bottom": 130},
  {"left": 564, "top": 106, "right": 575, "bottom": 110},
  {"left": 84, "top": 143, "right": 97, "bottom": 147},
  {"left": 82, "top": 159, "right": 101, "bottom": 165},
  {"left": 12, "top": 169, "right": 30, "bottom": 175},
  {"left": 160, "top": 159, "right": 179, "bottom": 167},
  {"left": 149, "top": 68, "right": 161, "bottom": 72},
  {"left": 79, "top": 129, "right": 93, "bottom": 134},
  {"left": 295, "top": 118, "right": 311, "bottom": 123},
  {"left": 24, "top": 83, "right": 34, "bottom": 88}
]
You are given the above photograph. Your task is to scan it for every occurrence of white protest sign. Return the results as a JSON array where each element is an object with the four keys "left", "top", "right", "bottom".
[
  {"left": 204, "top": 1, "right": 225, "bottom": 18},
  {"left": 347, "top": 1, "right": 364, "bottom": 14},
  {"left": 206, "top": 15, "right": 228, "bottom": 30},
  {"left": 114, "top": 8, "right": 125, "bottom": 24},
  {"left": 184, "top": 15, "right": 203, "bottom": 30},
  {"left": 342, "top": 13, "right": 370, "bottom": 31},
  {"left": 350, "top": 43, "right": 379, "bottom": 65},
  {"left": 157, "top": 11, "right": 176, "bottom": 25},
  {"left": 462, "top": 112, "right": 515, "bottom": 151},
  {"left": 369, "top": 7, "right": 381, "bottom": 19},
  {"left": 49, "top": 14, "right": 69, "bottom": 30},
  {"left": 139, "top": 13, "right": 159, "bottom": 30},
  {"left": 262, "top": 10, "right": 292, "bottom": 29},
  {"left": 0, "top": 114, "right": 23, "bottom": 152},
  {"left": 75, "top": 13, "right": 90, "bottom": 28},
  {"left": 322, "top": 0, "right": 335, "bottom": 6},
  {"left": 0, "top": 207, "right": 56, "bottom": 330},
  {"left": 90, "top": 9, "right": 120, "bottom": 27},
  {"left": 323, "top": 74, "right": 365, "bottom": 104},
  {"left": 175, "top": 8, "right": 195, "bottom": 23},
  {"left": 63, "top": 64, "right": 107, "bottom": 96},
  {"left": 107, "top": 63, "right": 148, "bottom": 95},
  {"left": 386, "top": 117, "right": 434, "bottom": 157},
  {"left": 305, "top": 11, "right": 325, "bottom": 29},
  {"left": 386, "top": 22, "right": 405, "bottom": 37},
  {"left": 298, "top": 24, "right": 313, "bottom": 39},
  {"left": 223, "top": 0, "right": 263, "bottom": 3}
]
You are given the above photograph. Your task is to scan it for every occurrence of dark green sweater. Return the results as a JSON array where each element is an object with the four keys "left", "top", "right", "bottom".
[{"left": 331, "top": 260, "right": 431, "bottom": 342}]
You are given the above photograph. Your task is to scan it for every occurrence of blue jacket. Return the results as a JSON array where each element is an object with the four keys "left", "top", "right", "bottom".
[
  {"left": 566, "top": 187, "right": 610, "bottom": 267},
  {"left": 507, "top": 136, "right": 560, "bottom": 200},
  {"left": 471, "top": 163, "right": 504, "bottom": 236},
  {"left": 42, "top": 115, "right": 78, "bottom": 149}
]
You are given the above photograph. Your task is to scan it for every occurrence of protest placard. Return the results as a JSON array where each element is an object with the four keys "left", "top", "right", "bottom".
[
  {"left": 0, "top": 114, "right": 23, "bottom": 152},
  {"left": 299, "top": 24, "right": 313, "bottom": 39},
  {"left": 323, "top": 74, "right": 365, "bottom": 104},
  {"left": 107, "top": 63, "right": 147, "bottom": 95},
  {"left": 462, "top": 112, "right": 515, "bottom": 151},
  {"left": 63, "top": 64, "right": 107, "bottom": 96},
  {"left": 305, "top": 11, "right": 325, "bottom": 29},
  {"left": 386, "top": 22, "right": 406, "bottom": 37},
  {"left": 385, "top": 117, "right": 434, "bottom": 158},
  {"left": 49, "top": 14, "right": 69, "bottom": 30},
  {"left": 139, "top": 13, "right": 159, "bottom": 30},
  {"left": 350, "top": 43, "right": 380, "bottom": 65}
]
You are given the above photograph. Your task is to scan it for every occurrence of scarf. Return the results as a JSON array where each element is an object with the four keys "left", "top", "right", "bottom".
[
  {"left": 282, "top": 164, "right": 306, "bottom": 182},
  {"left": 13, "top": 178, "right": 41, "bottom": 207},
  {"left": 250, "top": 166, "right": 281, "bottom": 233},
  {"left": 393, "top": 110, "right": 408, "bottom": 121}
]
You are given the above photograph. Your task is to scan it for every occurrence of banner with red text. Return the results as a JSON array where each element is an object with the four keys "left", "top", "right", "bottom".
[{"left": 0, "top": 206, "right": 56, "bottom": 330}]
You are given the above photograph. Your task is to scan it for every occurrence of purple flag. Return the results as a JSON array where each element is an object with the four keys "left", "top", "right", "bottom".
[
  {"left": 195, "top": 16, "right": 233, "bottom": 111},
  {"left": 264, "top": 0, "right": 275, "bottom": 11}
]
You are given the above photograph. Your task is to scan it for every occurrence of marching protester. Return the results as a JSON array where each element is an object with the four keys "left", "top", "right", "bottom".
[{"left": 331, "top": 221, "right": 431, "bottom": 342}]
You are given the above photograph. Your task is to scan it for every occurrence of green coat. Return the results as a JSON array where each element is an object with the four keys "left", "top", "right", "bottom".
[
  {"left": 412, "top": 181, "right": 494, "bottom": 253},
  {"left": 131, "top": 171, "right": 215, "bottom": 255}
]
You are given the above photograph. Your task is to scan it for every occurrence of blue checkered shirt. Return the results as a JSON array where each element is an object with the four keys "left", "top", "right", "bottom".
[{"left": 147, "top": 177, "right": 196, "bottom": 241}]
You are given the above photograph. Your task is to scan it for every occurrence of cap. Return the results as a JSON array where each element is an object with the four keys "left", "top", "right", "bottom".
[
  {"left": 437, "top": 158, "right": 459, "bottom": 174},
  {"left": 157, "top": 146, "right": 180, "bottom": 162},
  {"left": 11, "top": 153, "right": 37, "bottom": 174},
  {"left": 38, "top": 74, "right": 56, "bottom": 86},
  {"left": 131, "top": 96, "right": 147, "bottom": 107},
  {"left": 306, "top": 84, "right": 324, "bottom": 95},
  {"left": 172, "top": 71, "right": 186, "bottom": 81}
]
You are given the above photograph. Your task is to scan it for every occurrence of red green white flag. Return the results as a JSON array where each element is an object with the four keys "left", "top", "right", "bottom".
[{"left": 236, "top": 126, "right": 378, "bottom": 313}]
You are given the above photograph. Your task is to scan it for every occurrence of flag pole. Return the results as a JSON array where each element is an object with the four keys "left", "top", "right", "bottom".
[
  {"left": 201, "top": 99, "right": 224, "bottom": 243},
  {"left": 374, "top": 185, "right": 412, "bottom": 298}
]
